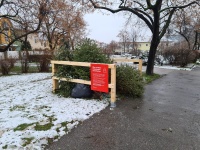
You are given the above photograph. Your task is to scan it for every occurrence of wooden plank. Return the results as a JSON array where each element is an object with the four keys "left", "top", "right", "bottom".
[
  {"left": 113, "top": 58, "right": 141, "bottom": 63},
  {"left": 51, "top": 60, "right": 91, "bottom": 67},
  {"left": 51, "top": 60, "right": 115, "bottom": 68},
  {"left": 52, "top": 77, "right": 114, "bottom": 88},
  {"left": 112, "top": 58, "right": 143, "bottom": 74}
]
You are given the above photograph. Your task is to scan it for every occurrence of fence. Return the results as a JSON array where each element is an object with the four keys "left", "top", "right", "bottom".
[
  {"left": 0, "top": 51, "right": 49, "bottom": 59},
  {"left": 51, "top": 60, "right": 117, "bottom": 107},
  {"left": 112, "top": 58, "right": 143, "bottom": 74}
]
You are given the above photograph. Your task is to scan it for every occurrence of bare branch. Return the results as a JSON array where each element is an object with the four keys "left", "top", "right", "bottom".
[
  {"left": 159, "top": 8, "right": 176, "bottom": 40},
  {"left": 89, "top": 0, "right": 153, "bottom": 32},
  {"left": 160, "top": 1, "right": 199, "bottom": 13}
]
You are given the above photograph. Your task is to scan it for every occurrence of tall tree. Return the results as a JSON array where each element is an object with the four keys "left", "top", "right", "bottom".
[
  {"left": 87, "top": 0, "right": 199, "bottom": 75},
  {"left": 170, "top": 8, "right": 200, "bottom": 50},
  {"left": 40, "top": 0, "right": 86, "bottom": 51},
  {"left": 0, "top": 0, "right": 47, "bottom": 52}
]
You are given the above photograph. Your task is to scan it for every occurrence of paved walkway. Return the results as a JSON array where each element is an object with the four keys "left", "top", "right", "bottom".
[{"left": 46, "top": 67, "right": 200, "bottom": 150}]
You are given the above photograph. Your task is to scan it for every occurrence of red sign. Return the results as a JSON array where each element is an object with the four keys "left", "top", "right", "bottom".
[{"left": 90, "top": 64, "right": 109, "bottom": 93}]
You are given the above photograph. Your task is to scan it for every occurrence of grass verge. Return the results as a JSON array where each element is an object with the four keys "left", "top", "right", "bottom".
[{"left": 143, "top": 73, "right": 161, "bottom": 84}]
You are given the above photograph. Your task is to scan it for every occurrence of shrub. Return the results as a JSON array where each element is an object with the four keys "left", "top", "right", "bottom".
[
  {"left": 73, "top": 39, "right": 112, "bottom": 80},
  {"left": 36, "top": 51, "right": 52, "bottom": 72},
  {"left": 0, "top": 56, "right": 17, "bottom": 75},
  {"left": 116, "top": 65, "right": 144, "bottom": 98},
  {"left": 27, "top": 51, "right": 52, "bottom": 72},
  {"left": 162, "top": 42, "right": 197, "bottom": 67}
]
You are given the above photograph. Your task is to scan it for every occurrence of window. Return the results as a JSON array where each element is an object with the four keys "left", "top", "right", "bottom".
[
  {"left": 146, "top": 44, "right": 148, "bottom": 46},
  {"left": 34, "top": 38, "right": 37, "bottom": 43}
]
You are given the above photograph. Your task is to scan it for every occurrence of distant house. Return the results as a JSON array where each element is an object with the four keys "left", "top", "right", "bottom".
[
  {"left": 115, "top": 41, "right": 151, "bottom": 54},
  {"left": 14, "top": 28, "right": 50, "bottom": 51},
  {"left": 0, "top": 18, "right": 17, "bottom": 51},
  {"left": 0, "top": 18, "right": 50, "bottom": 51},
  {"left": 27, "top": 33, "right": 49, "bottom": 50},
  {"left": 136, "top": 42, "right": 151, "bottom": 51}
]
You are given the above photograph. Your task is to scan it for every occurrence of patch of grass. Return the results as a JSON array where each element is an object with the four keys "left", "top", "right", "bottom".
[
  {"left": 56, "top": 127, "right": 60, "bottom": 132},
  {"left": 10, "top": 66, "right": 21, "bottom": 73},
  {"left": 42, "top": 114, "right": 57, "bottom": 122},
  {"left": 64, "top": 127, "right": 68, "bottom": 132},
  {"left": 14, "top": 123, "right": 35, "bottom": 131},
  {"left": 34, "top": 123, "right": 53, "bottom": 131},
  {"left": 39, "top": 105, "right": 50, "bottom": 109},
  {"left": 10, "top": 105, "right": 25, "bottom": 111},
  {"left": 61, "top": 122, "right": 67, "bottom": 127},
  {"left": 22, "top": 137, "right": 34, "bottom": 147},
  {"left": 60, "top": 122, "right": 69, "bottom": 132},
  {"left": 54, "top": 135, "right": 59, "bottom": 139},
  {"left": 2, "top": 145, "right": 7, "bottom": 149},
  {"left": 10, "top": 66, "right": 39, "bottom": 73},
  {"left": 143, "top": 73, "right": 161, "bottom": 84},
  {"left": 47, "top": 138, "right": 54, "bottom": 144}
]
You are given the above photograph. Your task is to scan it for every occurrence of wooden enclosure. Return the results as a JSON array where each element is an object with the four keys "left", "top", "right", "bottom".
[{"left": 51, "top": 60, "right": 117, "bottom": 107}]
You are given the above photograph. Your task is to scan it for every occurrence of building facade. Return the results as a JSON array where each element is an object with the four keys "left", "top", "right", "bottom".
[
  {"left": 0, "top": 18, "right": 17, "bottom": 51},
  {"left": 115, "top": 41, "right": 151, "bottom": 54}
]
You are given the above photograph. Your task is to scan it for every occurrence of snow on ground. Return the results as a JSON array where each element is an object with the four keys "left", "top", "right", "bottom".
[
  {"left": 155, "top": 65, "right": 195, "bottom": 71},
  {"left": 0, "top": 73, "right": 109, "bottom": 149}
]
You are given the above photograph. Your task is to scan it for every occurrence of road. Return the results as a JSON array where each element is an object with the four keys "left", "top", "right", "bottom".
[{"left": 46, "top": 67, "right": 200, "bottom": 150}]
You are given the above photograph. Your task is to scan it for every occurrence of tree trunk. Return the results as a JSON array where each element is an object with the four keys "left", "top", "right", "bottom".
[
  {"left": 146, "top": 40, "right": 159, "bottom": 75},
  {"left": 146, "top": 5, "right": 161, "bottom": 75}
]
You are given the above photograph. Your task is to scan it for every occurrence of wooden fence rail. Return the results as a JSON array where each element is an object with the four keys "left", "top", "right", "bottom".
[
  {"left": 112, "top": 58, "right": 143, "bottom": 74},
  {"left": 51, "top": 60, "right": 117, "bottom": 108}
]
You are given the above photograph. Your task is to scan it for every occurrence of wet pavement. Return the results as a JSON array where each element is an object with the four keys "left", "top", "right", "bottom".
[{"left": 46, "top": 67, "right": 200, "bottom": 150}]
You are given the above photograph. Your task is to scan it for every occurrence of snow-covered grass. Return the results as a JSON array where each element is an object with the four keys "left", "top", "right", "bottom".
[{"left": 0, "top": 73, "right": 109, "bottom": 149}]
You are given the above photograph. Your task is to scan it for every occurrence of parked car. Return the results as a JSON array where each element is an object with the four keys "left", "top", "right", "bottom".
[{"left": 131, "top": 56, "right": 137, "bottom": 59}]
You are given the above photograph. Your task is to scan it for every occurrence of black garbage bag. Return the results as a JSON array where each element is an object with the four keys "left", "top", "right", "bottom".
[{"left": 71, "top": 83, "right": 93, "bottom": 98}]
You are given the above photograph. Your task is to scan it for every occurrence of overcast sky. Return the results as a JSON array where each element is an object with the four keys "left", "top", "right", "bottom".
[
  {"left": 84, "top": 11, "right": 152, "bottom": 44},
  {"left": 84, "top": 11, "right": 126, "bottom": 43}
]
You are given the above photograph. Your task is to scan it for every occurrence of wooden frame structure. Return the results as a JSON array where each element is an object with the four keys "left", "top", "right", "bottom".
[
  {"left": 51, "top": 60, "right": 117, "bottom": 108},
  {"left": 112, "top": 58, "right": 143, "bottom": 74}
]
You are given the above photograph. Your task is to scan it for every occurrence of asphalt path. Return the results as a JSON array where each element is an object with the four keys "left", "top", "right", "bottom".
[{"left": 46, "top": 66, "right": 200, "bottom": 150}]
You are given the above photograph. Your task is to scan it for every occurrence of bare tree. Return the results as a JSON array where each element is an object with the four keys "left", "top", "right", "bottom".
[
  {"left": 0, "top": 0, "right": 47, "bottom": 52},
  {"left": 39, "top": 0, "right": 86, "bottom": 52},
  {"left": 117, "top": 29, "right": 130, "bottom": 54},
  {"left": 104, "top": 40, "right": 118, "bottom": 56},
  {"left": 87, "top": 0, "right": 200, "bottom": 75},
  {"left": 171, "top": 8, "right": 200, "bottom": 50}
]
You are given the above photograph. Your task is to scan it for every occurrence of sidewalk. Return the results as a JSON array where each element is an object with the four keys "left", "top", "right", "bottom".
[{"left": 46, "top": 68, "right": 200, "bottom": 150}]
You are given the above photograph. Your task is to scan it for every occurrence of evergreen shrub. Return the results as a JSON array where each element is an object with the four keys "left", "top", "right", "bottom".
[
  {"left": 73, "top": 39, "right": 111, "bottom": 80},
  {"left": 116, "top": 65, "right": 144, "bottom": 98}
]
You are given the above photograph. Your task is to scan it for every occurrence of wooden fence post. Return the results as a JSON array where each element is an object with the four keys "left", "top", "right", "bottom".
[
  {"left": 52, "top": 62, "right": 58, "bottom": 92},
  {"left": 110, "top": 64, "right": 116, "bottom": 108},
  {"left": 138, "top": 59, "right": 143, "bottom": 75}
]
